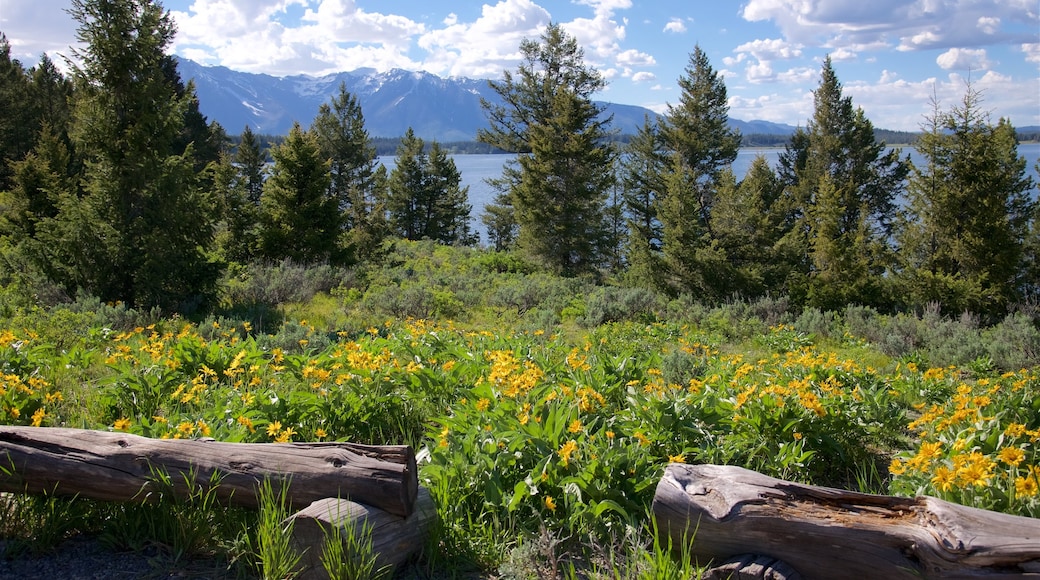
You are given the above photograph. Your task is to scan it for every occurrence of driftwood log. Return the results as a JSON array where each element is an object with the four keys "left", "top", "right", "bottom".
[
  {"left": 652, "top": 463, "right": 1040, "bottom": 579},
  {"left": 289, "top": 486, "right": 437, "bottom": 579},
  {"left": 0, "top": 426, "right": 418, "bottom": 517}
]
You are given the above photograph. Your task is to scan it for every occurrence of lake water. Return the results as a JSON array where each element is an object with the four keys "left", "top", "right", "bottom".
[{"left": 379, "top": 142, "right": 1040, "bottom": 244}]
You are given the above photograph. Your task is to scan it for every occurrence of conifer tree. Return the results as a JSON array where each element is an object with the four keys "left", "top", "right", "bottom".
[
  {"left": 258, "top": 122, "right": 339, "bottom": 263},
  {"left": 52, "top": 0, "right": 219, "bottom": 310},
  {"left": 656, "top": 46, "right": 741, "bottom": 297},
  {"left": 897, "top": 86, "right": 1035, "bottom": 316},
  {"left": 0, "top": 35, "right": 34, "bottom": 193},
  {"left": 621, "top": 116, "right": 668, "bottom": 289},
  {"left": 311, "top": 82, "right": 387, "bottom": 262},
  {"left": 478, "top": 23, "right": 614, "bottom": 275},
  {"left": 777, "top": 57, "right": 907, "bottom": 310},
  {"left": 235, "top": 125, "right": 267, "bottom": 206},
  {"left": 387, "top": 129, "right": 475, "bottom": 245}
]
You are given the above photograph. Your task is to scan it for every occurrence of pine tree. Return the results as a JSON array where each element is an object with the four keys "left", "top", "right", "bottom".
[
  {"left": 778, "top": 57, "right": 907, "bottom": 310},
  {"left": 897, "top": 86, "right": 1036, "bottom": 316},
  {"left": 657, "top": 46, "right": 741, "bottom": 297},
  {"left": 53, "top": 0, "right": 219, "bottom": 310},
  {"left": 387, "top": 129, "right": 475, "bottom": 245},
  {"left": 0, "top": 35, "right": 35, "bottom": 193},
  {"left": 258, "top": 122, "right": 339, "bottom": 263},
  {"left": 311, "top": 82, "right": 387, "bottom": 262},
  {"left": 235, "top": 125, "right": 267, "bottom": 206},
  {"left": 620, "top": 116, "right": 668, "bottom": 289},
  {"left": 478, "top": 23, "right": 614, "bottom": 275},
  {"left": 710, "top": 156, "right": 787, "bottom": 297}
]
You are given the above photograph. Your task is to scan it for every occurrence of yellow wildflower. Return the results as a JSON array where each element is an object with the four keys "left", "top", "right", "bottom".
[
  {"left": 567, "top": 419, "right": 583, "bottom": 433},
  {"left": 558, "top": 440, "right": 578, "bottom": 467},
  {"left": 931, "top": 466, "right": 956, "bottom": 492},
  {"left": 998, "top": 446, "right": 1026, "bottom": 467},
  {"left": 31, "top": 408, "right": 46, "bottom": 427},
  {"left": 476, "top": 398, "right": 491, "bottom": 412},
  {"left": 113, "top": 418, "right": 131, "bottom": 432},
  {"left": 1015, "top": 475, "right": 1039, "bottom": 497},
  {"left": 544, "top": 495, "right": 557, "bottom": 511},
  {"left": 266, "top": 421, "right": 282, "bottom": 437},
  {"left": 668, "top": 454, "right": 685, "bottom": 464},
  {"left": 315, "top": 428, "right": 327, "bottom": 439}
]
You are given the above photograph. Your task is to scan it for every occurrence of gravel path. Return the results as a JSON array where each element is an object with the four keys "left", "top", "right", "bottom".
[{"left": 0, "top": 537, "right": 240, "bottom": 580}]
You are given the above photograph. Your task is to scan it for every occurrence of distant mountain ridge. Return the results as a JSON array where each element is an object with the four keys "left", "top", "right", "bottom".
[{"left": 176, "top": 58, "right": 798, "bottom": 140}]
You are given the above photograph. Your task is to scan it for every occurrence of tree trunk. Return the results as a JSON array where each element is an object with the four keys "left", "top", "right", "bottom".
[
  {"left": 288, "top": 486, "right": 437, "bottom": 579},
  {"left": 0, "top": 426, "right": 418, "bottom": 517},
  {"left": 652, "top": 463, "right": 1040, "bottom": 579}
]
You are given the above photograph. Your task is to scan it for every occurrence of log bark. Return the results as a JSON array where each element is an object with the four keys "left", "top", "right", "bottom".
[
  {"left": 652, "top": 463, "right": 1040, "bottom": 579},
  {"left": 288, "top": 486, "right": 437, "bottom": 579},
  {"left": 0, "top": 426, "right": 418, "bottom": 517}
]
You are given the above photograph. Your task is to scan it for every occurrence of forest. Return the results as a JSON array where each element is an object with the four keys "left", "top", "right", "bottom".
[{"left": 0, "top": 1, "right": 1039, "bottom": 578}]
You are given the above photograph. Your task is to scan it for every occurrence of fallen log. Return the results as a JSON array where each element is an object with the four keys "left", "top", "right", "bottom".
[
  {"left": 652, "top": 463, "right": 1040, "bottom": 579},
  {"left": 0, "top": 426, "right": 417, "bottom": 517},
  {"left": 288, "top": 486, "right": 437, "bottom": 579}
]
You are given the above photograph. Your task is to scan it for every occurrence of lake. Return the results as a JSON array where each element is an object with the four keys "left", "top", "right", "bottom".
[{"left": 379, "top": 142, "right": 1040, "bottom": 244}]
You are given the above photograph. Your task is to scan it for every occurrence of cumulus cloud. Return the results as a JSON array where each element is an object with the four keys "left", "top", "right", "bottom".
[
  {"left": 1023, "top": 43, "right": 1040, "bottom": 64},
  {"left": 936, "top": 48, "right": 993, "bottom": 71},
  {"left": 730, "top": 37, "right": 803, "bottom": 84},
  {"left": 664, "top": 18, "right": 687, "bottom": 33},
  {"left": 631, "top": 71, "right": 656, "bottom": 82},
  {"left": 742, "top": 0, "right": 1037, "bottom": 56},
  {"left": 615, "top": 49, "right": 656, "bottom": 67}
]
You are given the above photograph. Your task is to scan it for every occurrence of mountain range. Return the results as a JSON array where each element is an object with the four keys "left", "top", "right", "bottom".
[{"left": 176, "top": 58, "right": 798, "bottom": 141}]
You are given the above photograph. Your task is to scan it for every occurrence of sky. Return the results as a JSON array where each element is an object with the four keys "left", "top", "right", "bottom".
[{"left": 2, "top": 0, "right": 1038, "bottom": 131}]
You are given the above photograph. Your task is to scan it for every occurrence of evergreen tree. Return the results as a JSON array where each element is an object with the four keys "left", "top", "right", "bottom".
[
  {"left": 311, "top": 82, "right": 387, "bottom": 262},
  {"left": 620, "top": 116, "right": 668, "bottom": 289},
  {"left": 235, "top": 125, "right": 267, "bottom": 206},
  {"left": 210, "top": 151, "right": 257, "bottom": 264},
  {"left": 387, "top": 129, "right": 475, "bottom": 245},
  {"left": 258, "top": 122, "right": 339, "bottom": 263},
  {"left": 710, "top": 156, "right": 787, "bottom": 297},
  {"left": 49, "top": 0, "right": 219, "bottom": 310},
  {"left": 0, "top": 35, "right": 34, "bottom": 193},
  {"left": 478, "top": 23, "right": 614, "bottom": 275},
  {"left": 778, "top": 57, "right": 907, "bottom": 310},
  {"left": 897, "top": 86, "right": 1036, "bottom": 316},
  {"left": 657, "top": 46, "right": 741, "bottom": 298}
]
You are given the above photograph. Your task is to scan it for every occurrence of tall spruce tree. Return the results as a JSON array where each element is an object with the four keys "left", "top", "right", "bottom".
[
  {"left": 311, "top": 83, "right": 387, "bottom": 263},
  {"left": 387, "top": 129, "right": 474, "bottom": 245},
  {"left": 49, "top": 0, "right": 219, "bottom": 310},
  {"left": 235, "top": 125, "right": 267, "bottom": 206},
  {"left": 897, "top": 86, "right": 1035, "bottom": 316},
  {"left": 258, "top": 122, "right": 339, "bottom": 263},
  {"left": 657, "top": 46, "right": 741, "bottom": 298},
  {"left": 0, "top": 35, "right": 35, "bottom": 193},
  {"left": 778, "top": 56, "right": 907, "bottom": 310},
  {"left": 621, "top": 116, "right": 668, "bottom": 289},
  {"left": 478, "top": 23, "right": 614, "bottom": 275}
]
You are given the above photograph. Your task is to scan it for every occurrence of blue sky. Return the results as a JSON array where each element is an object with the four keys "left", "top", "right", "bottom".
[{"left": 2, "top": 0, "right": 1038, "bottom": 130}]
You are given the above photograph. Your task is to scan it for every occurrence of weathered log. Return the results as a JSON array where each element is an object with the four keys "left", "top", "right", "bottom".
[
  {"left": 0, "top": 426, "right": 418, "bottom": 517},
  {"left": 652, "top": 463, "right": 1040, "bottom": 579},
  {"left": 288, "top": 486, "right": 437, "bottom": 579}
]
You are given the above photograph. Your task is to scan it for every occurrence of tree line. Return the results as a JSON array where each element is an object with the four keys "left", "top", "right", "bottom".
[{"left": 0, "top": 1, "right": 1037, "bottom": 321}]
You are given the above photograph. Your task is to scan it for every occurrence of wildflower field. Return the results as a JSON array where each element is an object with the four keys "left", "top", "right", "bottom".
[{"left": 1, "top": 246, "right": 1039, "bottom": 577}]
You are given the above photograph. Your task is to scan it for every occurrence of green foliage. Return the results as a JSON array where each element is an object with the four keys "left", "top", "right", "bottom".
[
  {"left": 251, "top": 478, "right": 302, "bottom": 579},
  {"left": 897, "top": 85, "right": 1036, "bottom": 318},
  {"left": 259, "top": 122, "right": 343, "bottom": 264},
  {"left": 311, "top": 83, "right": 388, "bottom": 263},
  {"left": 777, "top": 56, "right": 908, "bottom": 311},
  {"left": 387, "top": 128, "right": 476, "bottom": 245},
  {"left": 479, "top": 24, "right": 615, "bottom": 276}
]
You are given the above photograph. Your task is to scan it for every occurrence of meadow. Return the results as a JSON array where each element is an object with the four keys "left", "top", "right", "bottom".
[{"left": 1, "top": 240, "right": 1038, "bottom": 578}]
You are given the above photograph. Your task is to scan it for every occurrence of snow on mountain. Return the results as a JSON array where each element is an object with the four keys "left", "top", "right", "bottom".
[{"left": 175, "top": 58, "right": 797, "bottom": 140}]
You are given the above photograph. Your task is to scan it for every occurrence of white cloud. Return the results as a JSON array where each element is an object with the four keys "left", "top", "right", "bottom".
[
  {"left": 936, "top": 48, "right": 993, "bottom": 71},
  {"left": 742, "top": 0, "right": 1037, "bottom": 57},
  {"left": 1023, "top": 43, "right": 1040, "bottom": 64},
  {"left": 977, "top": 17, "right": 1000, "bottom": 34},
  {"left": 829, "top": 47, "right": 857, "bottom": 61},
  {"left": 631, "top": 71, "right": 656, "bottom": 82},
  {"left": 615, "top": 49, "right": 655, "bottom": 67},
  {"left": 664, "top": 18, "right": 687, "bottom": 34}
]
